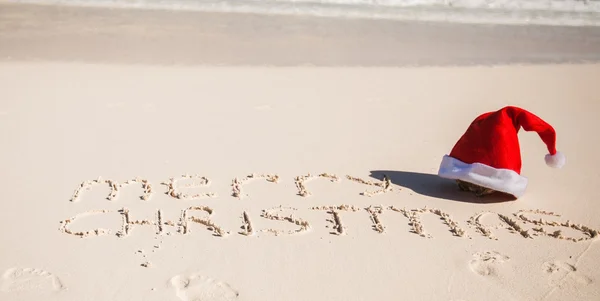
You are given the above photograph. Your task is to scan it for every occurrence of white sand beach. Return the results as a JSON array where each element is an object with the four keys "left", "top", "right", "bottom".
[{"left": 1, "top": 3, "right": 600, "bottom": 301}]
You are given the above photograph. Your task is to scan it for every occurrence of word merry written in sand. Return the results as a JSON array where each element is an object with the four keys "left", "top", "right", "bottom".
[{"left": 68, "top": 173, "right": 393, "bottom": 202}]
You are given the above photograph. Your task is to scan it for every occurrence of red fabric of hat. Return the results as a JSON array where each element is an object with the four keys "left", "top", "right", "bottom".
[{"left": 438, "top": 106, "right": 565, "bottom": 198}]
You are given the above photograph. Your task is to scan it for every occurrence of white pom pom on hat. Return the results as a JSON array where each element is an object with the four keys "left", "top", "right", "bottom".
[{"left": 545, "top": 151, "right": 566, "bottom": 169}]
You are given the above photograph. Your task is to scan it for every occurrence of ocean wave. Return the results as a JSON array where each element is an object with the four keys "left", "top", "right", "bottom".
[{"left": 8, "top": 0, "right": 600, "bottom": 26}]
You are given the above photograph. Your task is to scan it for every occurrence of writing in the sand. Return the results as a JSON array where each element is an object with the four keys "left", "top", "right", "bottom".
[
  {"left": 68, "top": 173, "right": 393, "bottom": 202},
  {"left": 61, "top": 174, "right": 599, "bottom": 242}
]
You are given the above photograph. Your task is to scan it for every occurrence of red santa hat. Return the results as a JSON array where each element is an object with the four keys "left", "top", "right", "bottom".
[{"left": 437, "top": 106, "right": 565, "bottom": 198}]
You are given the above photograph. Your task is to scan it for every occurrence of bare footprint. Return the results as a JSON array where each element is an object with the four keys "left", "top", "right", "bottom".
[
  {"left": 542, "top": 260, "right": 592, "bottom": 286},
  {"left": 469, "top": 251, "right": 510, "bottom": 276},
  {"left": 0, "top": 267, "right": 65, "bottom": 293},
  {"left": 169, "top": 273, "right": 238, "bottom": 301}
]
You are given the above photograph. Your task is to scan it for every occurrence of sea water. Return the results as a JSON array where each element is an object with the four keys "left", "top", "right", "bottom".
[{"left": 7, "top": 0, "right": 600, "bottom": 26}]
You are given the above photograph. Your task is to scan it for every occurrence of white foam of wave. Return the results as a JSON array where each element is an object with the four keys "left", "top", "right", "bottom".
[{"left": 7, "top": 0, "right": 600, "bottom": 26}]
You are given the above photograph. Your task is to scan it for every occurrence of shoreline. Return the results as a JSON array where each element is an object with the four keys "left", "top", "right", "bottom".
[
  {"left": 2, "top": 3, "right": 600, "bottom": 67},
  {"left": 6, "top": 0, "right": 600, "bottom": 27}
]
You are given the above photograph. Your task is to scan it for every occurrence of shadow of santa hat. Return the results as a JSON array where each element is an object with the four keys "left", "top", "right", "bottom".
[{"left": 437, "top": 106, "right": 565, "bottom": 198}]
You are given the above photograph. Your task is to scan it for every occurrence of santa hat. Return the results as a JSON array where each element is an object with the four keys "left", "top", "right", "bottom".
[{"left": 437, "top": 106, "right": 565, "bottom": 198}]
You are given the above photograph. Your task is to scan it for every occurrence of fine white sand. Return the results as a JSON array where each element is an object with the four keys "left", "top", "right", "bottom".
[{"left": 1, "top": 3, "right": 600, "bottom": 301}]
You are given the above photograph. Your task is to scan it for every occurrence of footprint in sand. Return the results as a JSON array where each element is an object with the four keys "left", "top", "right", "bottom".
[
  {"left": 0, "top": 267, "right": 65, "bottom": 293},
  {"left": 169, "top": 273, "right": 239, "bottom": 301},
  {"left": 542, "top": 260, "right": 592, "bottom": 286},
  {"left": 469, "top": 251, "right": 510, "bottom": 276}
]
